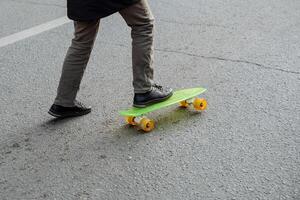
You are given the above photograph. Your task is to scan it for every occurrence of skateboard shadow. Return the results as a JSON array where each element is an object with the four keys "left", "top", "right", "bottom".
[
  {"left": 110, "top": 107, "right": 204, "bottom": 138},
  {"left": 154, "top": 107, "right": 204, "bottom": 132}
]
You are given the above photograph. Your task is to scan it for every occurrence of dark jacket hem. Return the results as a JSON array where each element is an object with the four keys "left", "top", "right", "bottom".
[{"left": 67, "top": 0, "right": 141, "bottom": 21}]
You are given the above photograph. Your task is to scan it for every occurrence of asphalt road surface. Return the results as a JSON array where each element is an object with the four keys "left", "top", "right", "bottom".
[{"left": 0, "top": 0, "right": 299, "bottom": 199}]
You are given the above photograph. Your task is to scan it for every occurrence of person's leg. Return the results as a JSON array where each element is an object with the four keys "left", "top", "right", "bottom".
[
  {"left": 119, "top": 0, "right": 173, "bottom": 107},
  {"left": 49, "top": 20, "right": 99, "bottom": 118},
  {"left": 54, "top": 20, "right": 100, "bottom": 107},
  {"left": 119, "top": 0, "right": 154, "bottom": 94}
]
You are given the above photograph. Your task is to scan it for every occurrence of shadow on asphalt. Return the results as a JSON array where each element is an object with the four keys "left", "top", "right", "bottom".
[
  {"left": 37, "top": 107, "right": 205, "bottom": 142},
  {"left": 83, "top": 108, "right": 205, "bottom": 156},
  {"left": 44, "top": 117, "right": 75, "bottom": 125},
  {"left": 38, "top": 116, "right": 87, "bottom": 134},
  {"left": 110, "top": 107, "right": 204, "bottom": 138}
]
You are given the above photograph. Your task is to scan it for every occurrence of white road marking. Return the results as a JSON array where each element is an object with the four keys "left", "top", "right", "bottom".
[{"left": 0, "top": 16, "right": 71, "bottom": 48}]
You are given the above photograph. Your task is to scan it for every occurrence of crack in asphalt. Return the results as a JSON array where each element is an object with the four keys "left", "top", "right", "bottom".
[
  {"left": 155, "top": 49, "right": 300, "bottom": 75},
  {"left": 7, "top": 0, "right": 65, "bottom": 8},
  {"left": 100, "top": 41, "right": 299, "bottom": 76}
]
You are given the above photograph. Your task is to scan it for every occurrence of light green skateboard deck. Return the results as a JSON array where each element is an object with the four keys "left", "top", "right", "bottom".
[{"left": 119, "top": 87, "right": 207, "bottom": 132}]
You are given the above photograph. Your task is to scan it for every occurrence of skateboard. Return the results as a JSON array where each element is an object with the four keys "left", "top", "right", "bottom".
[{"left": 119, "top": 87, "right": 207, "bottom": 132}]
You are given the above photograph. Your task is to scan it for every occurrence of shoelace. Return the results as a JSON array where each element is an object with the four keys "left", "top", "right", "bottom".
[
  {"left": 153, "top": 84, "right": 163, "bottom": 91},
  {"left": 75, "top": 100, "right": 86, "bottom": 108}
]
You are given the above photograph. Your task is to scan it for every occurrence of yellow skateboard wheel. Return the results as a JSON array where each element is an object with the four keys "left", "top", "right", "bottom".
[
  {"left": 179, "top": 100, "right": 189, "bottom": 108},
  {"left": 125, "top": 116, "right": 136, "bottom": 125},
  {"left": 193, "top": 98, "right": 207, "bottom": 111},
  {"left": 140, "top": 118, "right": 155, "bottom": 132}
]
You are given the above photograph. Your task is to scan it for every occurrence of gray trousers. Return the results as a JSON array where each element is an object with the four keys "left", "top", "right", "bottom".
[{"left": 54, "top": 0, "right": 154, "bottom": 107}]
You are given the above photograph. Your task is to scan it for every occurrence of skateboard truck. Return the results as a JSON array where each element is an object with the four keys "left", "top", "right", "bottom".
[
  {"left": 125, "top": 116, "right": 155, "bottom": 132},
  {"left": 180, "top": 97, "right": 207, "bottom": 111}
]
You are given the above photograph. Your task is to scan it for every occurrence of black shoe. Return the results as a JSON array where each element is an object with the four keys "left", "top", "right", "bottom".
[
  {"left": 48, "top": 100, "right": 91, "bottom": 118},
  {"left": 133, "top": 84, "right": 173, "bottom": 108}
]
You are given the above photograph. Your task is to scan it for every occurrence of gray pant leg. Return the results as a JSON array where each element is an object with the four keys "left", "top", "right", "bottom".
[
  {"left": 119, "top": 0, "right": 155, "bottom": 94},
  {"left": 54, "top": 20, "right": 100, "bottom": 107}
]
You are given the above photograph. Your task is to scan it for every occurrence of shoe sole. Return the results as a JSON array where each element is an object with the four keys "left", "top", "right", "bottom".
[
  {"left": 48, "top": 109, "right": 91, "bottom": 118},
  {"left": 133, "top": 92, "right": 173, "bottom": 108}
]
